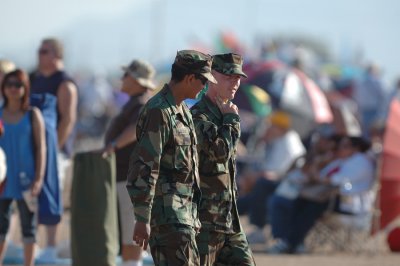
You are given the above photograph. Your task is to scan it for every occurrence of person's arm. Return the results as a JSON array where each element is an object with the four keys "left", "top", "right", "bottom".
[
  {"left": 103, "top": 124, "right": 136, "bottom": 156},
  {"left": 57, "top": 80, "right": 78, "bottom": 148},
  {"left": 192, "top": 109, "right": 240, "bottom": 163},
  {"left": 31, "top": 107, "right": 46, "bottom": 196},
  {"left": 126, "top": 108, "right": 169, "bottom": 248}
]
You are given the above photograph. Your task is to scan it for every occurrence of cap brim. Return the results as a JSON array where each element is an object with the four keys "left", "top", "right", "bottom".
[
  {"left": 231, "top": 68, "right": 248, "bottom": 78},
  {"left": 121, "top": 66, "right": 156, "bottom": 90},
  {"left": 237, "top": 71, "right": 248, "bottom": 78},
  {"left": 136, "top": 78, "right": 156, "bottom": 90},
  {"left": 201, "top": 72, "right": 218, "bottom": 84},
  {"left": 214, "top": 68, "right": 248, "bottom": 78}
]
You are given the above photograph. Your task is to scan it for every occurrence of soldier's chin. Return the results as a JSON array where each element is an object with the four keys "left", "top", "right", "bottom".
[{"left": 227, "top": 94, "right": 235, "bottom": 101}]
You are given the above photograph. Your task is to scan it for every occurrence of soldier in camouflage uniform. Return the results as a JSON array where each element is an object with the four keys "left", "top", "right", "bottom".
[
  {"left": 191, "top": 53, "right": 256, "bottom": 265},
  {"left": 126, "top": 50, "right": 217, "bottom": 266}
]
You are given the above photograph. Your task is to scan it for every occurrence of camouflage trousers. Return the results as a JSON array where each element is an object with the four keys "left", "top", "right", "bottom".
[
  {"left": 149, "top": 224, "right": 200, "bottom": 266},
  {"left": 196, "top": 230, "right": 256, "bottom": 266}
]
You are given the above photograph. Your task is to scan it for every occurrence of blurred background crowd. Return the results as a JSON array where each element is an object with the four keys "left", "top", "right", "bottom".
[{"left": 1, "top": 0, "right": 400, "bottom": 265}]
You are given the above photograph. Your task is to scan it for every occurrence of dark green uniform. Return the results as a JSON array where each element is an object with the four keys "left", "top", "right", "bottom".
[
  {"left": 127, "top": 50, "right": 217, "bottom": 266},
  {"left": 191, "top": 53, "right": 255, "bottom": 266}
]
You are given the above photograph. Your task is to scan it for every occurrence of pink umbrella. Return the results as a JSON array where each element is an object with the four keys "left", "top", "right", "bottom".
[{"left": 244, "top": 61, "right": 333, "bottom": 137}]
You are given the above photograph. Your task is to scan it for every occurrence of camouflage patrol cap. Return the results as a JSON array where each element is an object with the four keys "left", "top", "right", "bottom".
[
  {"left": 174, "top": 50, "right": 217, "bottom": 84},
  {"left": 212, "top": 53, "right": 248, "bottom": 78}
]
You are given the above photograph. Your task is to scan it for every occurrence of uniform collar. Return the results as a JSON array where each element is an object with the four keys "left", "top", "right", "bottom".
[
  {"left": 202, "top": 95, "right": 222, "bottom": 119},
  {"left": 161, "top": 84, "right": 178, "bottom": 115},
  {"left": 161, "top": 84, "right": 191, "bottom": 124}
]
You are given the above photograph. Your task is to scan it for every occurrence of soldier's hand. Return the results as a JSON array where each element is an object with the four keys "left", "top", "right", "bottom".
[
  {"left": 216, "top": 95, "right": 239, "bottom": 115},
  {"left": 132, "top": 221, "right": 151, "bottom": 250}
]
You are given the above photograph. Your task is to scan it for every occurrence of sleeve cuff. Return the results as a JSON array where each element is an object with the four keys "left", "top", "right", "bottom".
[{"left": 134, "top": 208, "right": 151, "bottom": 224}]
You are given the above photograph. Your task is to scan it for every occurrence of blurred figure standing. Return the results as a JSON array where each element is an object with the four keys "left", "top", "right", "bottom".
[
  {"left": 29, "top": 38, "right": 78, "bottom": 262},
  {"left": 378, "top": 77, "right": 400, "bottom": 122},
  {"left": 0, "top": 59, "right": 20, "bottom": 258},
  {"left": 103, "top": 60, "right": 156, "bottom": 266},
  {"left": 191, "top": 53, "right": 255, "bottom": 265},
  {"left": 0, "top": 60, "right": 16, "bottom": 106},
  {"left": 353, "top": 64, "right": 386, "bottom": 137},
  {"left": 0, "top": 69, "right": 46, "bottom": 266}
]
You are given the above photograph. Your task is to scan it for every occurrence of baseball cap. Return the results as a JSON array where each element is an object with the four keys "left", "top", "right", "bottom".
[
  {"left": 212, "top": 53, "right": 247, "bottom": 78},
  {"left": 174, "top": 50, "right": 217, "bottom": 84}
]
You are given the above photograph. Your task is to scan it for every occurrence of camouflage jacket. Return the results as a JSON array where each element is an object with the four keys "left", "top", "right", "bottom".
[
  {"left": 191, "top": 95, "right": 242, "bottom": 233},
  {"left": 126, "top": 84, "right": 201, "bottom": 229}
]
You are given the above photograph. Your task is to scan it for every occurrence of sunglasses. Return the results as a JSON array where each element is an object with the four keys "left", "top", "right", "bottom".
[
  {"left": 195, "top": 74, "right": 208, "bottom": 85},
  {"left": 38, "top": 49, "right": 50, "bottom": 55},
  {"left": 338, "top": 142, "right": 352, "bottom": 149},
  {"left": 5, "top": 81, "right": 24, "bottom": 89}
]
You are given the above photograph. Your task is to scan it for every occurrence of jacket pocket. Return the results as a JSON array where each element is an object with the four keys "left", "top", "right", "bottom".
[
  {"left": 162, "top": 182, "right": 193, "bottom": 223},
  {"left": 173, "top": 131, "right": 192, "bottom": 172},
  {"left": 200, "top": 190, "right": 232, "bottom": 226}
]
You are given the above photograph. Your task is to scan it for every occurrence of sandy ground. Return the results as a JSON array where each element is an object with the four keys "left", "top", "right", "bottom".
[
  {"left": 5, "top": 210, "right": 400, "bottom": 266},
  {"left": 4, "top": 143, "right": 400, "bottom": 266},
  {"left": 253, "top": 253, "right": 399, "bottom": 266}
]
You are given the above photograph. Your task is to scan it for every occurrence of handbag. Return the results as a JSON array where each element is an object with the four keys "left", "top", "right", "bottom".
[{"left": 0, "top": 147, "right": 6, "bottom": 195}]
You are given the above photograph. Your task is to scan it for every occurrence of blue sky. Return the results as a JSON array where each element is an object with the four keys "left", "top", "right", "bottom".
[{"left": 1, "top": 0, "right": 399, "bottom": 84}]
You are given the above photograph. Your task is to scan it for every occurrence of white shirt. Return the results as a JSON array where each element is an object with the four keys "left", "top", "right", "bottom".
[
  {"left": 330, "top": 152, "right": 375, "bottom": 214},
  {"left": 258, "top": 130, "right": 306, "bottom": 177}
]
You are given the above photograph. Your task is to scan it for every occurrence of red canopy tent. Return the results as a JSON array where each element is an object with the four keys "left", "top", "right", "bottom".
[{"left": 379, "top": 93, "right": 400, "bottom": 230}]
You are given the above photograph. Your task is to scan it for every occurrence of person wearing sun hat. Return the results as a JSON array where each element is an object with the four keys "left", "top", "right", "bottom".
[
  {"left": 102, "top": 59, "right": 157, "bottom": 266},
  {"left": 191, "top": 53, "right": 256, "bottom": 265},
  {"left": 121, "top": 60, "right": 157, "bottom": 90},
  {"left": 268, "top": 110, "right": 291, "bottom": 130},
  {"left": 126, "top": 50, "right": 217, "bottom": 265}
]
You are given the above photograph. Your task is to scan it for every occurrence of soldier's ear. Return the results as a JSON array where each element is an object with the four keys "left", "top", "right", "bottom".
[{"left": 184, "top": 73, "right": 196, "bottom": 84}]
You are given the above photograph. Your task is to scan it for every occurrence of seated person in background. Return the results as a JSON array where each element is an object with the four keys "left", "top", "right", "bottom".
[
  {"left": 268, "top": 134, "right": 343, "bottom": 253},
  {"left": 267, "top": 135, "right": 375, "bottom": 254},
  {"left": 237, "top": 110, "right": 305, "bottom": 243}
]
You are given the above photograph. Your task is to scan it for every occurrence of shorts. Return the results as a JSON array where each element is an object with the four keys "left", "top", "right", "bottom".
[
  {"left": 58, "top": 152, "right": 72, "bottom": 190},
  {"left": 58, "top": 152, "right": 73, "bottom": 209},
  {"left": 0, "top": 199, "right": 37, "bottom": 244},
  {"left": 117, "top": 181, "right": 136, "bottom": 245}
]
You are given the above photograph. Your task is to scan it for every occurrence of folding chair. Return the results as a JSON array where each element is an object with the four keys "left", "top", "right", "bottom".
[{"left": 306, "top": 182, "right": 380, "bottom": 254}]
